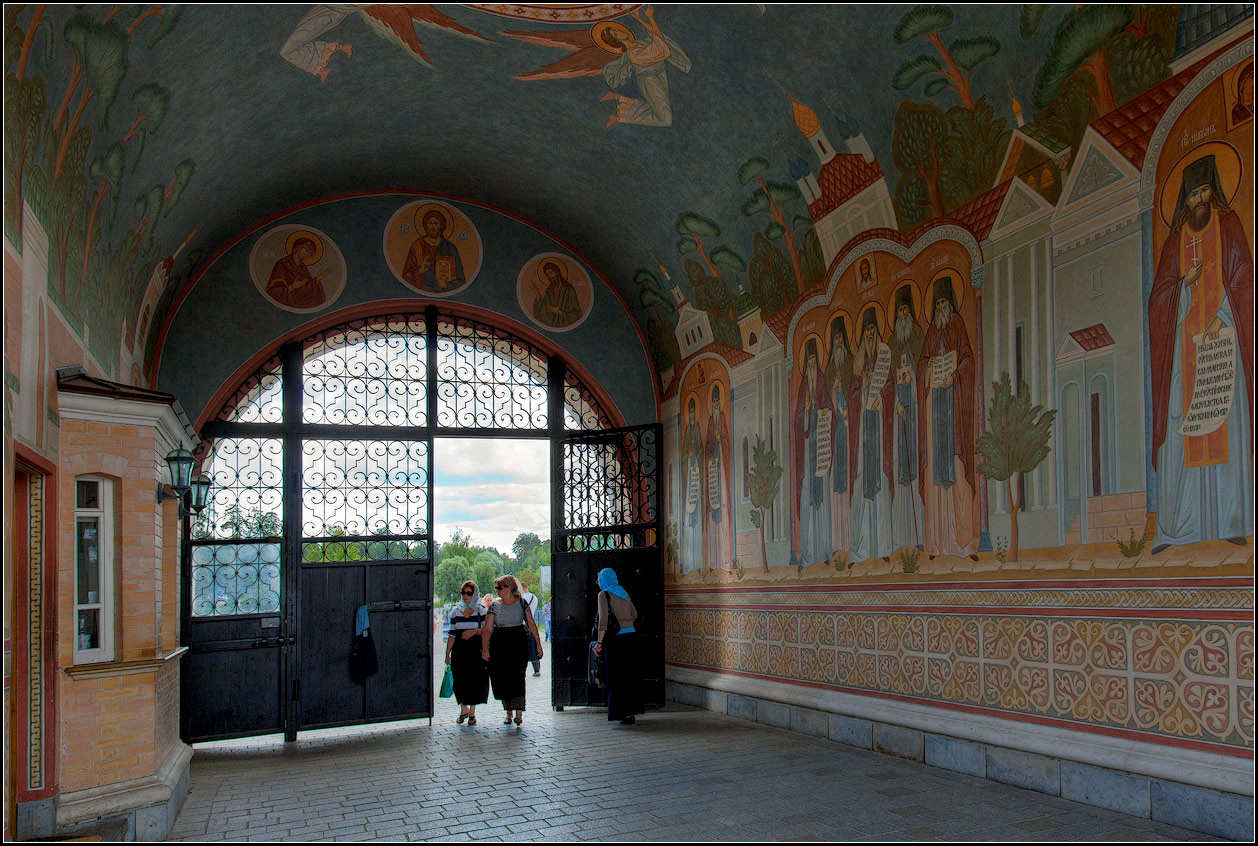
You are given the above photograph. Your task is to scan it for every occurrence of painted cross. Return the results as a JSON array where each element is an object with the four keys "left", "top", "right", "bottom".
[{"left": 1187, "top": 233, "right": 1203, "bottom": 267}]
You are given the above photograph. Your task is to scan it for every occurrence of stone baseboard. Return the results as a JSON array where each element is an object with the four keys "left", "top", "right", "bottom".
[
  {"left": 55, "top": 743, "right": 192, "bottom": 841},
  {"left": 667, "top": 673, "right": 1253, "bottom": 842}
]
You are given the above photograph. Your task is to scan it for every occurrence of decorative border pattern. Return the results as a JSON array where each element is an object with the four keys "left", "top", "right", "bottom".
[
  {"left": 667, "top": 604, "right": 1255, "bottom": 750},
  {"left": 667, "top": 584, "right": 1255, "bottom": 614},
  {"left": 27, "top": 473, "right": 44, "bottom": 790}
]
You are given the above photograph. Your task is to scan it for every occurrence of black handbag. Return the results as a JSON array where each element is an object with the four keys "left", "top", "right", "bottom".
[
  {"left": 587, "top": 639, "right": 605, "bottom": 688},
  {"left": 587, "top": 591, "right": 620, "bottom": 688}
]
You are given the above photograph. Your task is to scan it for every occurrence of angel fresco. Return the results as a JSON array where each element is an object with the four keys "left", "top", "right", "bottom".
[
  {"left": 281, "top": 4, "right": 491, "bottom": 82},
  {"left": 505, "top": 5, "right": 691, "bottom": 128}
]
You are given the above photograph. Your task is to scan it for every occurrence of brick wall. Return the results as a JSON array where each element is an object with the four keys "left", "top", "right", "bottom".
[
  {"left": 1087, "top": 491, "right": 1149, "bottom": 543},
  {"left": 57, "top": 417, "right": 182, "bottom": 794}
]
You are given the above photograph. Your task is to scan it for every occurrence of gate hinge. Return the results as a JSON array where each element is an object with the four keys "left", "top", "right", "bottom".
[{"left": 292, "top": 678, "right": 300, "bottom": 700}]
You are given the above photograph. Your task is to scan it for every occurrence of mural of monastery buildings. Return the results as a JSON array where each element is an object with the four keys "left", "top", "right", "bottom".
[{"left": 657, "top": 27, "right": 1253, "bottom": 755}]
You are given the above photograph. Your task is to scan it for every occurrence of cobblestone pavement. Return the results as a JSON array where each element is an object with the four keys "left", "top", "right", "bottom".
[{"left": 170, "top": 650, "right": 1220, "bottom": 842}]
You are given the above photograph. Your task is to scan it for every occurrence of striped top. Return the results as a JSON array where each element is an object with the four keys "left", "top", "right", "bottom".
[{"left": 448, "top": 603, "right": 485, "bottom": 636}]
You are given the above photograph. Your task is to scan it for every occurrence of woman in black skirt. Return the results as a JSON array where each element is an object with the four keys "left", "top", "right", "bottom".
[
  {"left": 445, "top": 580, "right": 488, "bottom": 724},
  {"left": 593, "top": 567, "right": 644, "bottom": 725},
  {"left": 481, "top": 575, "right": 543, "bottom": 726}
]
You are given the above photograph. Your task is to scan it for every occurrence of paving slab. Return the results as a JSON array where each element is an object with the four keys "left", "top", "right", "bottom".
[{"left": 169, "top": 655, "right": 1227, "bottom": 842}]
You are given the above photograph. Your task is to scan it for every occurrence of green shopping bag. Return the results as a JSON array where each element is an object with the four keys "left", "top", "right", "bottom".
[{"left": 439, "top": 665, "right": 454, "bottom": 698}]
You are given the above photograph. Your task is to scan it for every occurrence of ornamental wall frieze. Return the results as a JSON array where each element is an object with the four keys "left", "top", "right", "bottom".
[
  {"left": 666, "top": 586, "right": 1255, "bottom": 612},
  {"left": 666, "top": 607, "right": 1255, "bottom": 749}
]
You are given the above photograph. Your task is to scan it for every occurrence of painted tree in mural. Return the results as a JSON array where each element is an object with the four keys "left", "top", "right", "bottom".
[
  {"left": 1031, "top": 5, "right": 1174, "bottom": 119},
  {"left": 747, "top": 435, "right": 782, "bottom": 572},
  {"left": 976, "top": 372, "right": 1055, "bottom": 562},
  {"left": 633, "top": 267, "right": 681, "bottom": 372},
  {"left": 740, "top": 158, "right": 804, "bottom": 290},
  {"left": 892, "top": 4, "right": 999, "bottom": 108},
  {"left": 676, "top": 212, "right": 743, "bottom": 348},
  {"left": 4, "top": 5, "right": 50, "bottom": 248},
  {"left": 747, "top": 231, "right": 797, "bottom": 316},
  {"left": 738, "top": 156, "right": 826, "bottom": 315},
  {"left": 6, "top": 5, "right": 189, "bottom": 372},
  {"left": 892, "top": 101, "right": 950, "bottom": 227},
  {"left": 889, "top": 5, "right": 1009, "bottom": 231},
  {"left": 1028, "top": 4, "right": 1176, "bottom": 162}
]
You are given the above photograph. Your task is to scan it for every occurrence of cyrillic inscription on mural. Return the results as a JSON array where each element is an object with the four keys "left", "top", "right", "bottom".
[
  {"left": 866, "top": 346, "right": 891, "bottom": 406},
  {"left": 815, "top": 409, "right": 833, "bottom": 477},
  {"left": 930, "top": 350, "right": 957, "bottom": 388},
  {"left": 1179, "top": 327, "right": 1236, "bottom": 436}
]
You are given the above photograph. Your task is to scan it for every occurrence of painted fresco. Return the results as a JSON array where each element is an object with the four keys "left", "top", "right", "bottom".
[
  {"left": 248, "top": 225, "right": 346, "bottom": 312},
  {"left": 1148, "top": 58, "right": 1254, "bottom": 555},
  {"left": 677, "top": 358, "right": 734, "bottom": 574},
  {"left": 3, "top": 5, "right": 195, "bottom": 373},
  {"left": 280, "top": 5, "right": 491, "bottom": 81},
  {"left": 504, "top": 5, "right": 691, "bottom": 128},
  {"left": 1, "top": 3, "right": 1255, "bottom": 785},
  {"left": 383, "top": 200, "right": 482, "bottom": 297},
  {"left": 655, "top": 29, "right": 1255, "bottom": 596},
  {"left": 516, "top": 253, "right": 593, "bottom": 332}
]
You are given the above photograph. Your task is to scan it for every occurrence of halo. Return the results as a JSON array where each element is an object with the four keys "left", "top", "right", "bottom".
[
  {"left": 797, "top": 331, "right": 825, "bottom": 367},
  {"left": 592, "top": 21, "right": 633, "bottom": 53},
  {"left": 413, "top": 202, "right": 454, "bottom": 239},
  {"left": 828, "top": 310, "right": 855, "bottom": 351},
  {"left": 709, "top": 380, "right": 723, "bottom": 408},
  {"left": 889, "top": 279, "right": 923, "bottom": 324},
  {"left": 536, "top": 257, "right": 568, "bottom": 286},
  {"left": 927, "top": 268, "right": 965, "bottom": 312},
  {"left": 684, "top": 391, "right": 700, "bottom": 416},
  {"left": 1158, "top": 141, "right": 1243, "bottom": 228},
  {"left": 855, "top": 301, "right": 887, "bottom": 339},
  {"left": 285, "top": 230, "right": 324, "bottom": 265}
]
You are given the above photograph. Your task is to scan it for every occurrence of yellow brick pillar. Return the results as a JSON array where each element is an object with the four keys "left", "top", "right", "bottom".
[{"left": 54, "top": 375, "right": 195, "bottom": 839}]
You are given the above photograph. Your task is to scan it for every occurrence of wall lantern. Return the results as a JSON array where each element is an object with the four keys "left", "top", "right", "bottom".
[{"left": 157, "top": 448, "right": 211, "bottom": 517}]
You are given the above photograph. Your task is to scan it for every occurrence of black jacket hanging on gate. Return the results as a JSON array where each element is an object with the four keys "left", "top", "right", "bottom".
[{"left": 351, "top": 605, "right": 379, "bottom": 683}]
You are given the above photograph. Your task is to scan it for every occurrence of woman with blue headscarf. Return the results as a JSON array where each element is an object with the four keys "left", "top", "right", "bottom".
[{"left": 593, "top": 568, "right": 644, "bottom": 725}]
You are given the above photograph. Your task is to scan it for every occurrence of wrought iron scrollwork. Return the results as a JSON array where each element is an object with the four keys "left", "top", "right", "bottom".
[
  {"left": 302, "top": 314, "right": 428, "bottom": 427},
  {"left": 192, "top": 543, "right": 281, "bottom": 616},
  {"left": 191, "top": 438, "right": 284, "bottom": 541},
  {"left": 563, "top": 370, "right": 613, "bottom": 431},
  {"left": 216, "top": 356, "right": 283, "bottom": 423},
  {"left": 558, "top": 425, "right": 659, "bottom": 552},
  {"left": 193, "top": 308, "right": 622, "bottom": 618},
  {"left": 301, "top": 439, "right": 429, "bottom": 541},
  {"left": 436, "top": 314, "right": 548, "bottom": 429},
  {"left": 190, "top": 438, "right": 284, "bottom": 618}
]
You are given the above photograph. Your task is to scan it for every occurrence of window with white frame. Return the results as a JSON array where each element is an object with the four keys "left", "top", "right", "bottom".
[{"left": 74, "top": 476, "right": 114, "bottom": 662}]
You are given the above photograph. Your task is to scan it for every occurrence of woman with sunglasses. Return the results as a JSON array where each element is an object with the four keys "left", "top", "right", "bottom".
[
  {"left": 481, "top": 575, "right": 543, "bottom": 726},
  {"left": 445, "top": 580, "right": 489, "bottom": 725}
]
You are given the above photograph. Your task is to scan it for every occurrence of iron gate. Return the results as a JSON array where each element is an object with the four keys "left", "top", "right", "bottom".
[
  {"left": 182, "top": 307, "right": 620, "bottom": 741},
  {"left": 551, "top": 423, "right": 663, "bottom": 708}
]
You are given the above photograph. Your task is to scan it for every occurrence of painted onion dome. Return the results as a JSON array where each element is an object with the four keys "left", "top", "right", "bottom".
[
  {"left": 788, "top": 95, "right": 821, "bottom": 137},
  {"left": 788, "top": 153, "right": 811, "bottom": 181}
]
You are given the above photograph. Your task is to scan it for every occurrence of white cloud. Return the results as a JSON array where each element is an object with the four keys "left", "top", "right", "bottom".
[{"left": 434, "top": 438, "right": 550, "bottom": 554}]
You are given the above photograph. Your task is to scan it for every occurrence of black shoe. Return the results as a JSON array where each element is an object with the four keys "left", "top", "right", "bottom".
[
  {"left": 1152, "top": 543, "right": 1170, "bottom": 554},
  {"left": 619, "top": 716, "right": 636, "bottom": 725},
  {"left": 1227, "top": 536, "right": 1248, "bottom": 546}
]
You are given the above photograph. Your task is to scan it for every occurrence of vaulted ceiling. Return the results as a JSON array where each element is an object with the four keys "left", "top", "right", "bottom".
[{"left": 8, "top": 3, "right": 1230, "bottom": 380}]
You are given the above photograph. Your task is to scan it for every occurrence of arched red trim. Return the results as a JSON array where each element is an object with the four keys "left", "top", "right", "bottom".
[
  {"left": 194, "top": 298, "right": 627, "bottom": 433},
  {"left": 151, "top": 189, "right": 658, "bottom": 410}
]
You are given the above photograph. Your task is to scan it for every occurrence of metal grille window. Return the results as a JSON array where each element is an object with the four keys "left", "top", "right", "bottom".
[
  {"left": 191, "top": 307, "right": 611, "bottom": 619},
  {"left": 558, "top": 426, "right": 658, "bottom": 552},
  {"left": 303, "top": 315, "right": 428, "bottom": 427},
  {"left": 435, "top": 314, "right": 548, "bottom": 430}
]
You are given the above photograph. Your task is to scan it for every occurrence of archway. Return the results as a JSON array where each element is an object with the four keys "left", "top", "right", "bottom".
[{"left": 181, "top": 306, "right": 659, "bottom": 742}]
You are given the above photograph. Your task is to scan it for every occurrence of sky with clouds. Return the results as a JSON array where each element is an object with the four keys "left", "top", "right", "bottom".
[{"left": 433, "top": 438, "right": 550, "bottom": 557}]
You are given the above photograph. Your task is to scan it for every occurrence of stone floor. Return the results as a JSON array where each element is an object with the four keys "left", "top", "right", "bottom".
[{"left": 168, "top": 650, "right": 1224, "bottom": 842}]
